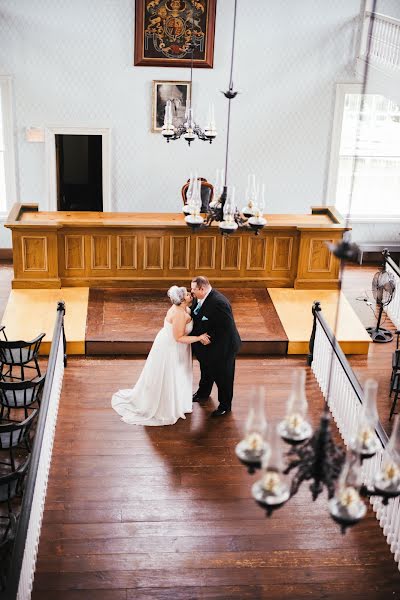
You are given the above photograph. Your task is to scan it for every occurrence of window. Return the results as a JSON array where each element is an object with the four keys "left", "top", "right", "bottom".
[
  {"left": 0, "top": 76, "right": 17, "bottom": 214},
  {"left": 328, "top": 84, "right": 400, "bottom": 220}
]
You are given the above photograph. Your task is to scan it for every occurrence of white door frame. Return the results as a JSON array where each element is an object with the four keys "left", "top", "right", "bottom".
[{"left": 45, "top": 126, "right": 111, "bottom": 211}]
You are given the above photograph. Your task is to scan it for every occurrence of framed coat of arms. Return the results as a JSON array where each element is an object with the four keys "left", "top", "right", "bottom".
[{"left": 134, "top": 0, "right": 217, "bottom": 68}]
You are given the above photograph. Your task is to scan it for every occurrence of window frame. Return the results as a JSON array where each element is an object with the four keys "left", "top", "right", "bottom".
[
  {"left": 326, "top": 82, "right": 400, "bottom": 223},
  {"left": 0, "top": 75, "right": 17, "bottom": 218}
]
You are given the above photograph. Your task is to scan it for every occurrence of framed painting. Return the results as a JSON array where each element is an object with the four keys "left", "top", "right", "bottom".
[
  {"left": 134, "top": 0, "right": 217, "bottom": 68},
  {"left": 152, "top": 80, "right": 191, "bottom": 132}
]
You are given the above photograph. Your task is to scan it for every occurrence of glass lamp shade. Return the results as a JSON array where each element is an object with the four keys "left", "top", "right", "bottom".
[
  {"left": 210, "top": 168, "right": 224, "bottom": 208},
  {"left": 242, "top": 174, "right": 257, "bottom": 217},
  {"left": 351, "top": 379, "right": 380, "bottom": 458},
  {"left": 219, "top": 186, "right": 238, "bottom": 232},
  {"left": 235, "top": 388, "right": 269, "bottom": 467},
  {"left": 183, "top": 173, "right": 195, "bottom": 214},
  {"left": 277, "top": 369, "right": 313, "bottom": 443},
  {"left": 204, "top": 103, "right": 217, "bottom": 140},
  {"left": 162, "top": 100, "right": 175, "bottom": 138},
  {"left": 184, "top": 178, "right": 203, "bottom": 227},
  {"left": 329, "top": 450, "right": 367, "bottom": 527},
  {"left": 373, "top": 415, "right": 400, "bottom": 496},
  {"left": 251, "top": 424, "right": 290, "bottom": 509}
]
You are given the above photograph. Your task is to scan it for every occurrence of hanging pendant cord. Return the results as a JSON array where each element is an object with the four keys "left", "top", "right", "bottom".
[{"left": 224, "top": 0, "right": 238, "bottom": 188}]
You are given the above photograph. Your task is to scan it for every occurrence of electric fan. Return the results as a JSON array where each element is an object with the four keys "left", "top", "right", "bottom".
[{"left": 366, "top": 266, "right": 396, "bottom": 343}]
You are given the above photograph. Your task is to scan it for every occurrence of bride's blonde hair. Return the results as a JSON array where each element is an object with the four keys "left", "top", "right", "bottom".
[{"left": 167, "top": 285, "right": 187, "bottom": 306}]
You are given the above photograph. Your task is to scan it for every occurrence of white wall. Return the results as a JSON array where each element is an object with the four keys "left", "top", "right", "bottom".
[{"left": 0, "top": 0, "right": 367, "bottom": 248}]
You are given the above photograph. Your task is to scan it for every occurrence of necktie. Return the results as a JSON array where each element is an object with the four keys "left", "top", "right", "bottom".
[{"left": 193, "top": 301, "right": 202, "bottom": 315}]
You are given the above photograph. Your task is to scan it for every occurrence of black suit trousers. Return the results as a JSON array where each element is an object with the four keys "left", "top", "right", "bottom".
[{"left": 197, "top": 354, "right": 236, "bottom": 410}]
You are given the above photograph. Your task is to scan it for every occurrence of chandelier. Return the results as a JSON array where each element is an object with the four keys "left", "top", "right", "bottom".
[
  {"left": 182, "top": 0, "right": 267, "bottom": 236},
  {"left": 162, "top": 5, "right": 216, "bottom": 145},
  {"left": 235, "top": 372, "right": 400, "bottom": 533}
]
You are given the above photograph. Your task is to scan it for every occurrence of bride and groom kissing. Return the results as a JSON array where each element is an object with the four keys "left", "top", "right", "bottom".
[{"left": 111, "top": 276, "right": 241, "bottom": 426}]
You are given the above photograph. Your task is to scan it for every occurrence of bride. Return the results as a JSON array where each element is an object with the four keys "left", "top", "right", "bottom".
[{"left": 111, "top": 285, "right": 210, "bottom": 426}]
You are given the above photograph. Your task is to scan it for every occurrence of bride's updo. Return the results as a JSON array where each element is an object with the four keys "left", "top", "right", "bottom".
[{"left": 167, "top": 285, "right": 187, "bottom": 306}]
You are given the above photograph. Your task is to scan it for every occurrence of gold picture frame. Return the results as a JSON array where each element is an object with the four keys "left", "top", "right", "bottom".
[{"left": 152, "top": 80, "right": 192, "bottom": 133}]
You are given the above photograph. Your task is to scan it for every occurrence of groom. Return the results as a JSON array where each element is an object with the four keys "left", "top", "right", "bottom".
[{"left": 190, "top": 276, "right": 241, "bottom": 416}]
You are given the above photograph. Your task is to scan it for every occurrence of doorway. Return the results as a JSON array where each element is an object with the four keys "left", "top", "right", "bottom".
[{"left": 55, "top": 134, "right": 103, "bottom": 211}]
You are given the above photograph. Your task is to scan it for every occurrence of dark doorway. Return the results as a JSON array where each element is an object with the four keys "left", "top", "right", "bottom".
[{"left": 55, "top": 134, "right": 103, "bottom": 211}]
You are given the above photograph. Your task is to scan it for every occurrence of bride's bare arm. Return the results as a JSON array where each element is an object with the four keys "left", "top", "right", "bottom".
[{"left": 172, "top": 312, "right": 209, "bottom": 344}]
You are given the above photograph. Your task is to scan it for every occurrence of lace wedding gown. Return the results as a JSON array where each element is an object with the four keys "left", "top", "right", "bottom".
[{"left": 111, "top": 319, "right": 193, "bottom": 426}]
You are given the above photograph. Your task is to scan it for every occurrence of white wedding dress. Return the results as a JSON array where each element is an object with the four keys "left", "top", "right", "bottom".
[{"left": 111, "top": 318, "right": 193, "bottom": 426}]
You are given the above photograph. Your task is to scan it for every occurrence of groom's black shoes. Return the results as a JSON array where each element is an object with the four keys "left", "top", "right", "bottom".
[
  {"left": 211, "top": 407, "right": 231, "bottom": 417},
  {"left": 192, "top": 392, "right": 209, "bottom": 402}
]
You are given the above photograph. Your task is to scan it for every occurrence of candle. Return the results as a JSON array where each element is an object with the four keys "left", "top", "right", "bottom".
[
  {"left": 262, "top": 471, "right": 282, "bottom": 495},
  {"left": 285, "top": 413, "right": 304, "bottom": 435},
  {"left": 338, "top": 486, "right": 363, "bottom": 519},
  {"left": 383, "top": 462, "right": 400, "bottom": 482},
  {"left": 245, "top": 432, "right": 264, "bottom": 452}
]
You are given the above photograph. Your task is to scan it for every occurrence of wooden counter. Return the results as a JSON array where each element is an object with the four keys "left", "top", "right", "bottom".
[{"left": 5, "top": 204, "right": 348, "bottom": 289}]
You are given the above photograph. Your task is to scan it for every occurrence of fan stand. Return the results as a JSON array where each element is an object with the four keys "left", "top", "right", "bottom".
[{"left": 366, "top": 304, "right": 393, "bottom": 343}]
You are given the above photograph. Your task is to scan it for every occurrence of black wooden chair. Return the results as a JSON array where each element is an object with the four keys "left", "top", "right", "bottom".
[
  {"left": 0, "top": 456, "right": 30, "bottom": 590},
  {"left": 0, "top": 333, "right": 45, "bottom": 381},
  {"left": 389, "top": 330, "right": 400, "bottom": 397},
  {"left": 0, "top": 375, "right": 45, "bottom": 420},
  {"left": 0, "top": 326, "right": 7, "bottom": 341},
  {"left": 0, "top": 411, "right": 37, "bottom": 471}
]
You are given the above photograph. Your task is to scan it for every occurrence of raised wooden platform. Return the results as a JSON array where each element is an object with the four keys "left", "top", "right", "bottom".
[
  {"left": 85, "top": 288, "right": 288, "bottom": 355},
  {"left": 1, "top": 288, "right": 88, "bottom": 355},
  {"left": 268, "top": 289, "right": 371, "bottom": 355},
  {"left": 1, "top": 286, "right": 370, "bottom": 357}
]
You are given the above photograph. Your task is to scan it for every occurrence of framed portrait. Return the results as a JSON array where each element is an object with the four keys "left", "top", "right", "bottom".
[
  {"left": 152, "top": 80, "right": 191, "bottom": 132},
  {"left": 135, "top": 0, "right": 217, "bottom": 68}
]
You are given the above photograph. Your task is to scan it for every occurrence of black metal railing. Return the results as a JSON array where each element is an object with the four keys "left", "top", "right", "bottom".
[
  {"left": 308, "top": 301, "right": 388, "bottom": 449},
  {"left": 4, "top": 301, "right": 66, "bottom": 599}
]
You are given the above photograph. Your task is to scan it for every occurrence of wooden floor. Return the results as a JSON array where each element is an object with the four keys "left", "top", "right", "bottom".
[
  {"left": 32, "top": 358, "right": 400, "bottom": 599},
  {"left": 0, "top": 261, "right": 399, "bottom": 598},
  {"left": 86, "top": 288, "right": 288, "bottom": 355}
]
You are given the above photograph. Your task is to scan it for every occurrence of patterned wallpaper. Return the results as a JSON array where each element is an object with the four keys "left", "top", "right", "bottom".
[{"left": 1, "top": 0, "right": 395, "bottom": 247}]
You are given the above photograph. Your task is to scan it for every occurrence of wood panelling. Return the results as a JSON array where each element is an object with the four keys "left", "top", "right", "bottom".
[
  {"left": 22, "top": 236, "right": 47, "bottom": 271},
  {"left": 272, "top": 237, "right": 293, "bottom": 271},
  {"left": 295, "top": 233, "right": 341, "bottom": 289},
  {"left": 247, "top": 237, "right": 267, "bottom": 270},
  {"left": 195, "top": 236, "right": 216, "bottom": 270},
  {"left": 65, "top": 235, "right": 84, "bottom": 270},
  {"left": 117, "top": 236, "right": 137, "bottom": 270},
  {"left": 144, "top": 236, "right": 164, "bottom": 270},
  {"left": 6, "top": 206, "right": 347, "bottom": 289},
  {"left": 169, "top": 236, "right": 190, "bottom": 270},
  {"left": 91, "top": 235, "right": 111, "bottom": 270},
  {"left": 309, "top": 238, "right": 333, "bottom": 272},
  {"left": 221, "top": 236, "right": 242, "bottom": 270}
]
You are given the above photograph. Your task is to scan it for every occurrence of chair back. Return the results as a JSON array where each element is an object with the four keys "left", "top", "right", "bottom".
[
  {"left": 181, "top": 177, "right": 214, "bottom": 212},
  {"left": 0, "top": 411, "right": 38, "bottom": 451},
  {"left": 0, "top": 456, "right": 30, "bottom": 504},
  {"left": 394, "top": 349, "right": 400, "bottom": 371},
  {"left": 0, "top": 334, "right": 45, "bottom": 366},
  {"left": 0, "top": 376, "right": 45, "bottom": 412}
]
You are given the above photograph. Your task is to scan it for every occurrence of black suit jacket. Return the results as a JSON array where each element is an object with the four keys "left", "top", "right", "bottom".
[{"left": 191, "top": 289, "right": 241, "bottom": 364}]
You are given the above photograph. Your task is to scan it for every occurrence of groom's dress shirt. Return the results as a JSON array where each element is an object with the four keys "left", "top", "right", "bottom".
[{"left": 193, "top": 287, "right": 212, "bottom": 315}]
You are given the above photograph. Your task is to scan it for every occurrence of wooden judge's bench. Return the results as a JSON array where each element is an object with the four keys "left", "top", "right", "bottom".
[{"left": 5, "top": 204, "right": 348, "bottom": 290}]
